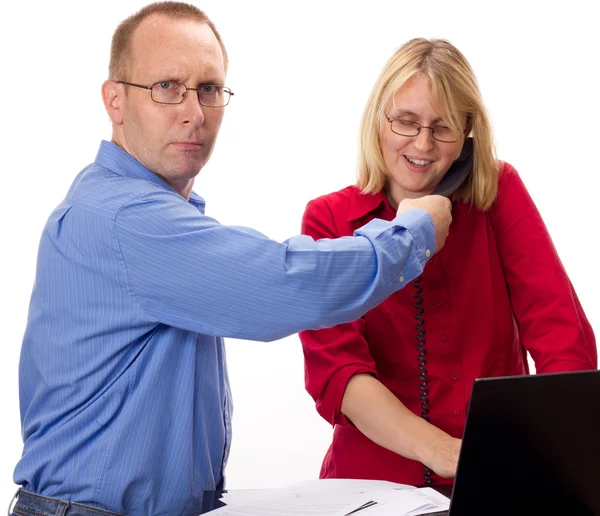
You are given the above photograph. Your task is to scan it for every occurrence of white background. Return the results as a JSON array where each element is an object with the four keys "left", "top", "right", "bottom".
[{"left": 1, "top": 0, "right": 599, "bottom": 506}]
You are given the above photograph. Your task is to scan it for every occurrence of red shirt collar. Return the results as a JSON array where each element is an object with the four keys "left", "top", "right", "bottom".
[{"left": 347, "top": 186, "right": 393, "bottom": 222}]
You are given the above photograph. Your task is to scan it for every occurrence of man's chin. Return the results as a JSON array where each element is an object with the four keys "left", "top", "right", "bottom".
[{"left": 172, "top": 157, "right": 207, "bottom": 176}]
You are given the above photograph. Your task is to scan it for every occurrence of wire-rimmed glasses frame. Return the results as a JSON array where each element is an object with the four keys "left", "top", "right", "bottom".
[
  {"left": 117, "top": 80, "right": 234, "bottom": 107},
  {"left": 384, "top": 114, "right": 461, "bottom": 143}
]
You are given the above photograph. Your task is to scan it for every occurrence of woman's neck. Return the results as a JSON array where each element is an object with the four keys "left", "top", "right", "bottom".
[{"left": 385, "top": 186, "right": 432, "bottom": 210}]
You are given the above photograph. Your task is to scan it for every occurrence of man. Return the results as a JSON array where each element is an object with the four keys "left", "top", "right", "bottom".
[{"left": 10, "top": 3, "right": 451, "bottom": 516}]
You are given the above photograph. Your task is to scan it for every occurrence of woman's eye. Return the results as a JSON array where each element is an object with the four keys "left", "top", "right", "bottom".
[{"left": 397, "top": 119, "right": 418, "bottom": 127}]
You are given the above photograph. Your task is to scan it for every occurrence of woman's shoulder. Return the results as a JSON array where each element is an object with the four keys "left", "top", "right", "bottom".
[
  {"left": 489, "top": 159, "right": 540, "bottom": 223},
  {"left": 305, "top": 185, "right": 363, "bottom": 219},
  {"left": 307, "top": 185, "right": 361, "bottom": 208},
  {"left": 305, "top": 185, "right": 388, "bottom": 225},
  {"left": 454, "top": 160, "right": 526, "bottom": 218},
  {"left": 493, "top": 160, "right": 535, "bottom": 205},
  {"left": 497, "top": 160, "right": 522, "bottom": 186}
]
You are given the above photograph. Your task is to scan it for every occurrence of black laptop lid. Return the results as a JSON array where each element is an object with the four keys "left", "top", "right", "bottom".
[{"left": 448, "top": 370, "right": 600, "bottom": 516}]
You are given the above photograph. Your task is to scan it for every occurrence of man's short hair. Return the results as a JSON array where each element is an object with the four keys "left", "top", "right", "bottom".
[{"left": 109, "top": 1, "right": 228, "bottom": 81}]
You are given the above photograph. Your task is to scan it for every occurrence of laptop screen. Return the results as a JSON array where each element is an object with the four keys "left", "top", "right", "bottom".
[{"left": 448, "top": 370, "right": 600, "bottom": 516}]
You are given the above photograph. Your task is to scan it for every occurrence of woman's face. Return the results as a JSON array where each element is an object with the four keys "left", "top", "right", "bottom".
[{"left": 380, "top": 74, "right": 464, "bottom": 204}]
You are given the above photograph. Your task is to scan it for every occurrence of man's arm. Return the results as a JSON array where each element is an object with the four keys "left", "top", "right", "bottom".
[{"left": 115, "top": 189, "right": 444, "bottom": 342}]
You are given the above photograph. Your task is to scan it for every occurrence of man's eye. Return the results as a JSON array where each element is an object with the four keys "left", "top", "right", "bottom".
[
  {"left": 158, "top": 81, "right": 174, "bottom": 89},
  {"left": 200, "top": 85, "right": 216, "bottom": 93}
]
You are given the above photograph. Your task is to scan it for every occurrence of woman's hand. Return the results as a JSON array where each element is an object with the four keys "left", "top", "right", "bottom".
[
  {"left": 342, "top": 374, "right": 462, "bottom": 478},
  {"left": 419, "top": 432, "right": 462, "bottom": 478}
]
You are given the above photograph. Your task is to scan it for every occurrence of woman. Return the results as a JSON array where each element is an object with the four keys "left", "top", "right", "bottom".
[{"left": 299, "top": 38, "right": 596, "bottom": 486}]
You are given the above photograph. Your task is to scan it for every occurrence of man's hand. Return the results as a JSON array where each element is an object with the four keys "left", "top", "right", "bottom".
[
  {"left": 420, "top": 433, "right": 462, "bottom": 478},
  {"left": 397, "top": 195, "right": 452, "bottom": 254}
]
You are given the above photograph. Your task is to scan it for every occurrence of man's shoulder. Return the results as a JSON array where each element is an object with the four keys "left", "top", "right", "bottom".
[{"left": 67, "top": 162, "right": 177, "bottom": 220}]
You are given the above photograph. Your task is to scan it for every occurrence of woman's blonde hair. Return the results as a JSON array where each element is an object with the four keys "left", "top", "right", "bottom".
[{"left": 357, "top": 38, "right": 498, "bottom": 210}]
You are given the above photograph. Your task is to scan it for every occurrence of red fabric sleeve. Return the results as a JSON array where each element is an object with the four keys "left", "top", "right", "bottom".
[
  {"left": 299, "top": 199, "right": 382, "bottom": 427},
  {"left": 489, "top": 162, "right": 597, "bottom": 372}
]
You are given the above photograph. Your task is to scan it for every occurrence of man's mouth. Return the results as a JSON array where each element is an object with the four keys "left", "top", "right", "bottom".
[{"left": 172, "top": 141, "right": 204, "bottom": 150}]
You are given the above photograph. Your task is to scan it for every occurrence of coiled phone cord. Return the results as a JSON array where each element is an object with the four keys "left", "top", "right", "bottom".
[{"left": 413, "top": 276, "right": 434, "bottom": 485}]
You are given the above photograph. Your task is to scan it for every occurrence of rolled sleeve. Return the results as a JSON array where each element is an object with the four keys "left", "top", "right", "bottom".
[{"left": 301, "top": 318, "right": 383, "bottom": 427}]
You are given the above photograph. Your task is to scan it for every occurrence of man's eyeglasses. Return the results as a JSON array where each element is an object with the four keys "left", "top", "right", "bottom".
[
  {"left": 384, "top": 115, "right": 459, "bottom": 143},
  {"left": 117, "top": 80, "right": 234, "bottom": 107}
]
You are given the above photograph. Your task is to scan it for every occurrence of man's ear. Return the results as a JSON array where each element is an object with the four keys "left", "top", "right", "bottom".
[{"left": 102, "top": 80, "right": 124, "bottom": 125}]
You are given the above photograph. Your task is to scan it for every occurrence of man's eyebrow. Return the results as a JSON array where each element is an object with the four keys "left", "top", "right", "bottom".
[
  {"left": 147, "top": 69, "right": 224, "bottom": 83},
  {"left": 147, "top": 72, "right": 185, "bottom": 82},
  {"left": 198, "top": 78, "right": 226, "bottom": 86}
]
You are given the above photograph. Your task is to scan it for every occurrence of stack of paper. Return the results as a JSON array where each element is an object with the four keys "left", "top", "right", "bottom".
[
  {"left": 209, "top": 479, "right": 449, "bottom": 515},
  {"left": 357, "top": 487, "right": 450, "bottom": 515}
]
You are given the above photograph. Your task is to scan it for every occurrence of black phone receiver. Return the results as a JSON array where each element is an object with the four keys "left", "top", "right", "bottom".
[{"left": 431, "top": 137, "right": 474, "bottom": 197}]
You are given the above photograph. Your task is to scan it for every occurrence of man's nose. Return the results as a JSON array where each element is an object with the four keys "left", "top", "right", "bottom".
[{"left": 180, "top": 91, "right": 205, "bottom": 125}]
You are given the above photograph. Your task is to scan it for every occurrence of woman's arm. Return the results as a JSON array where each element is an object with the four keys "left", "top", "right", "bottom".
[
  {"left": 300, "top": 194, "right": 460, "bottom": 478},
  {"left": 489, "top": 162, "right": 597, "bottom": 372},
  {"left": 342, "top": 373, "right": 461, "bottom": 478}
]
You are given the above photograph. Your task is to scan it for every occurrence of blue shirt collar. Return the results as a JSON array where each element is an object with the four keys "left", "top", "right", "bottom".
[{"left": 95, "top": 140, "right": 206, "bottom": 211}]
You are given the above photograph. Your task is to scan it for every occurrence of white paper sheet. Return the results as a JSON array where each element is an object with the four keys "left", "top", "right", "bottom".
[
  {"left": 206, "top": 491, "right": 372, "bottom": 516},
  {"left": 357, "top": 487, "right": 450, "bottom": 515},
  {"left": 206, "top": 479, "right": 449, "bottom": 516}
]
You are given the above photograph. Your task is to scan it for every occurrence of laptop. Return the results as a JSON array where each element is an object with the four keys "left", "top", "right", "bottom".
[{"left": 440, "top": 370, "right": 600, "bottom": 515}]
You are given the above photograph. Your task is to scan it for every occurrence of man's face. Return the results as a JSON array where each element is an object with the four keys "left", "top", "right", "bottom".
[{"left": 112, "top": 15, "right": 226, "bottom": 197}]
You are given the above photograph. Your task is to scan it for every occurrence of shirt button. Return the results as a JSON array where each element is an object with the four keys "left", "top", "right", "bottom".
[
  {"left": 453, "top": 409, "right": 461, "bottom": 416},
  {"left": 399, "top": 275, "right": 405, "bottom": 283},
  {"left": 435, "top": 299, "right": 444, "bottom": 307},
  {"left": 425, "top": 249, "right": 431, "bottom": 258},
  {"left": 441, "top": 334, "right": 449, "bottom": 342},
  {"left": 451, "top": 373, "right": 458, "bottom": 381}
]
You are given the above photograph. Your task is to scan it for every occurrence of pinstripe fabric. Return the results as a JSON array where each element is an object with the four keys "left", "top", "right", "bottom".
[{"left": 15, "top": 141, "right": 435, "bottom": 516}]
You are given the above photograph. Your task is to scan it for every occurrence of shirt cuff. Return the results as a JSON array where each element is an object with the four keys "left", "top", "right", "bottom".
[
  {"left": 392, "top": 208, "right": 437, "bottom": 257},
  {"left": 317, "top": 364, "right": 383, "bottom": 427},
  {"left": 353, "top": 208, "right": 435, "bottom": 292}
]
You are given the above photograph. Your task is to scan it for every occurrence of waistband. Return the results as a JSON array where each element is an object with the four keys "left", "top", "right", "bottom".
[{"left": 10, "top": 489, "right": 125, "bottom": 516}]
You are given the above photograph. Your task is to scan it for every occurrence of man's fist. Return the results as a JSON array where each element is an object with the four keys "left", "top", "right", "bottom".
[{"left": 397, "top": 195, "right": 452, "bottom": 254}]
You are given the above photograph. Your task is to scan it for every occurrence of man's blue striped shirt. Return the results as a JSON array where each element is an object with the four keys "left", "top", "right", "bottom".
[{"left": 15, "top": 141, "right": 435, "bottom": 516}]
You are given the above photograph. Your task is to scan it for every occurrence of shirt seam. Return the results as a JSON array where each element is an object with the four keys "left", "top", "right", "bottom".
[{"left": 112, "top": 192, "right": 156, "bottom": 324}]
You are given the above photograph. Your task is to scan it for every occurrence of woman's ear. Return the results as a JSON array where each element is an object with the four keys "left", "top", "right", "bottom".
[{"left": 465, "top": 113, "right": 473, "bottom": 137}]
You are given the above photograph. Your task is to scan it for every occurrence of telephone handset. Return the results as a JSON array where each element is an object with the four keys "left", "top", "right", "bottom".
[
  {"left": 414, "top": 137, "right": 473, "bottom": 485},
  {"left": 431, "top": 136, "right": 474, "bottom": 197}
]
